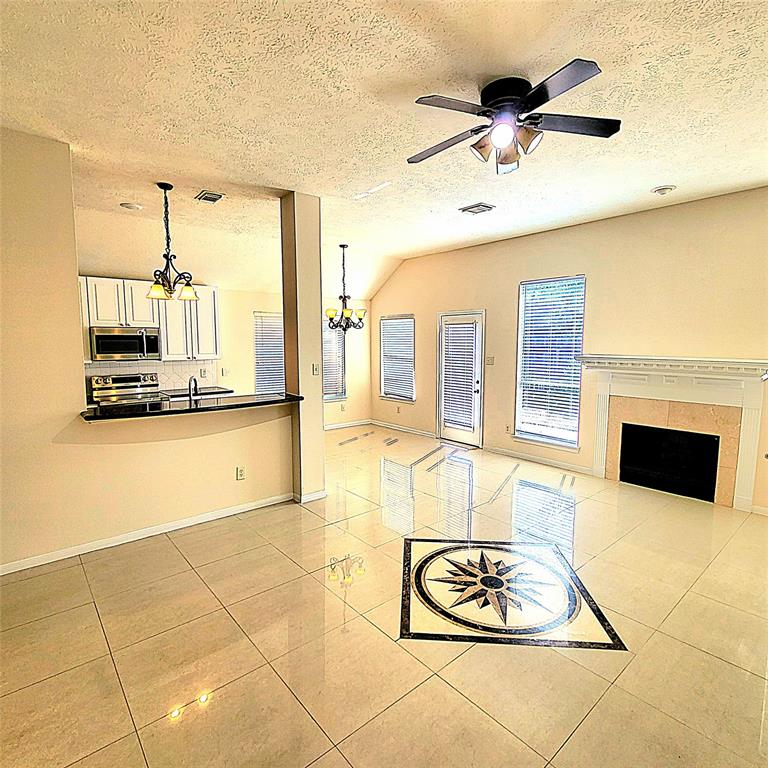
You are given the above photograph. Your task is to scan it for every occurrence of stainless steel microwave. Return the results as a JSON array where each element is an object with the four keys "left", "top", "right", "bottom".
[{"left": 90, "top": 327, "right": 161, "bottom": 361}]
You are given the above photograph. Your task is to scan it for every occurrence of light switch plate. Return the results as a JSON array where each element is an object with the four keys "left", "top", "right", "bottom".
[
  {"left": 312, "top": 363, "right": 320, "bottom": 376},
  {"left": 486, "top": 356, "right": 495, "bottom": 366}
]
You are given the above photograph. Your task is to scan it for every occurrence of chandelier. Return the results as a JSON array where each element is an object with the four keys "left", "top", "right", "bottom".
[
  {"left": 325, "top": 244, "right": 366, "bottom": 331},
  {"left": 146, "top": 182, "right": 198, "bottom": 301}
]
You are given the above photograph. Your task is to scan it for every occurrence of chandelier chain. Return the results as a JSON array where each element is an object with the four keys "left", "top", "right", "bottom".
[{"left": 163, "top": 187, "right": 172, "bottom": 257}]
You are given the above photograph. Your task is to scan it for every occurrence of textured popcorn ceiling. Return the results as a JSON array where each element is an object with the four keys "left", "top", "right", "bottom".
[{"left": 2, "top": 0, "right": 767, "bottom": 297}]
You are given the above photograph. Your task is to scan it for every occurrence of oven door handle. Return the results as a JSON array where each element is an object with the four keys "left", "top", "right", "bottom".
[{"left": 138, "top": 328, "right": 147, "bottom": 358}]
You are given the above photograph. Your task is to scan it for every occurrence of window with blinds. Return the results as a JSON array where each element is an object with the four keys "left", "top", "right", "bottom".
[
  {"left": 380, "top": 316, "right": 415, "bottom": 401},
  {"left": 322, "top": 324, "right": 345, "bottom": 400},
  {"left": 253, "top": 312, "right": 285, "bottom": 395},
  {"left": 515, "top": 276, "right": 586, "bottom": 446}
]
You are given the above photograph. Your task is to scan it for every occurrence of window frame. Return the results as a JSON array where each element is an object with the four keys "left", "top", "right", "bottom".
[
  {"left": 322, "top": 323, "right": 346, "bottom": 402},
  {"left": 379, "top": 314, "right": 416, "bottom": 402},
  {"left": 513, "top": 275, "right": 586, "bottom": 449}
]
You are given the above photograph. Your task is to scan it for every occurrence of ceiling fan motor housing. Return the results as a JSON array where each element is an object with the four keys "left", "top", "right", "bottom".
[{"left": 480, "top": 77, "right": 533, "bottom": 112}]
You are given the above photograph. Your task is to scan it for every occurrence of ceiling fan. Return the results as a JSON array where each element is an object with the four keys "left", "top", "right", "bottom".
[{"left": 407, "top": 58, "right": 621, "bottom": 174}]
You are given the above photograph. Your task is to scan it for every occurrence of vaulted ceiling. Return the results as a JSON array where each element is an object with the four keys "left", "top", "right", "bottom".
[{"left": 2, "top": 0, "right": 767, "bottom": 297}]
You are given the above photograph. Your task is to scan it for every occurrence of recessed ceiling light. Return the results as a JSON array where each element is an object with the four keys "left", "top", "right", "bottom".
[
  {"left": 353, "top": 181, "right": 391, "bottom": 200},
  {"left": 119, "top": 202, "right": 143, "bottom": 210},
  {"left": 459, "top": 202, "right": 495, "bottom": 215},
  {"left": 651, "top": 185, "right": 677, "bottom": 196}
]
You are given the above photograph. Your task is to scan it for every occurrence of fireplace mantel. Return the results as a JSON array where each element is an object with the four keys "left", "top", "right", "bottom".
[{"left": 577, "top": 354, "right": 767, "bottom": 512}]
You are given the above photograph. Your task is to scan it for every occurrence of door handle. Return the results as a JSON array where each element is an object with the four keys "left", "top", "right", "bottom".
[
  {"left": 138, "top": 328, "right": 147, "bottom": 358},
  {"left": 473, "top": 389, "right": 480, "bottom": 394}
]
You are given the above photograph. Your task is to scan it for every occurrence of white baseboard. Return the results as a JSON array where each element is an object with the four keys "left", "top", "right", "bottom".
[
  {"left": 752, "top": 504, "right": 768, "bottom": 516},
  {"left": 370, "top": 420, "right": 437, "bottom": 438},
  {"left": 324, "top": 420, "right": 373, "bottom": 431},
  {"left": 0, "top": 492, "right": 294, "bottom": 576},
  {"left": 734, "top": 495, "right": 754, "bottom": 512},
  {"left": 294, "top": 489, "right": 327, "bottom": 503},
  {"left": 485, "top": 445, "right": 595, "bottom": 476}
]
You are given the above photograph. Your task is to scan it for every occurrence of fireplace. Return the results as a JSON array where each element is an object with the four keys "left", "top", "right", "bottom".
[{"left": 619, "top": 423, "right": 720, "bottom": 502}]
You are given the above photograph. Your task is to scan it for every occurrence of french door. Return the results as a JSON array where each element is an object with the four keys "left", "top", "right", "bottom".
[{"left": 437, "top": 311, "right": 485, "bottom": 447}]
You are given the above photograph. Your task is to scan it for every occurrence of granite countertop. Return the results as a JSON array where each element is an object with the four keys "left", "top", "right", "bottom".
[
  {"left": 160, "top": 386, "right": 235, "bottom": 399},
  {"left": 81, "top": 392, "right": 303, "bottom": 422}
]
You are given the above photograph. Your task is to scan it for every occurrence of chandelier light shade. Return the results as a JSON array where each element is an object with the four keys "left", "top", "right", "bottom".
[
  {"left": 496, "top": 141, "right": 520, "bottom": 174},
  {"left": 469, "top": 133, "right": 494, "bottom": 162},
  {"left": 146, "top": 182, "right": 198, "bottom": 301},
  {"left": 325, "top": 244, "right": 366, "bottom": 332},
  {"left": 516, "top": 125, "right": 544, "bottom": 154}
]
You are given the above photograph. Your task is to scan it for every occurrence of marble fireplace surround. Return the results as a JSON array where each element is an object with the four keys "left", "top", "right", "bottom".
[{"left": 578, "top": 355, "right": 768, "bottom": 512}]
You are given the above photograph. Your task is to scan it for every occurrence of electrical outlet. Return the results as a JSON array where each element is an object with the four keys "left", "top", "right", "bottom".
[
  {"left": 486, "top": 356, "right": 495, "bottom": 366},
  {"left": 235, "top": 466, "right": 246, "bottom": 481},
  {"left": 199, "top": 368, "right": 207, "bottom": 378},
  {"left": 505, "top": 424, "right": 512, "bottom": 434},
  {"left": 396, "top": 406, "right": 401, "bottom": 414},
  {"left": 221, "top": 367, "right": 230, "bottom": 377}
]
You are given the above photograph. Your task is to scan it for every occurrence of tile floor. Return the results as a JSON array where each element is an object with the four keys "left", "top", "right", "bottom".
[{"left": 1, "top": 425, "right": 766, "bottom": 767}]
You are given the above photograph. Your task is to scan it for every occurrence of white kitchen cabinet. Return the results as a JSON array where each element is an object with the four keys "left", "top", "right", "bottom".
[
  {"left": 86, "top": 277, "right": 124, "bottom": 326},
  {"left": 78, "top": 276, "right": 92, "bottom": 362},
  {"left": 190, "top": 285, "right": 220, "bottom": 359},
  {"left": 123, "top": 279, "right": 159, "bottom": 327},
  {"left": 160, "top": 297, "right": 193, "bottom": 360}
]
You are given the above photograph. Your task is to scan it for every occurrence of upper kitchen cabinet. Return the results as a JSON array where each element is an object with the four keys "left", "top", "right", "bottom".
[
  {"left": 190, "top": 285, "right": 220, "bottom": 359},
  {"left": 159, "top": 296, "right": 193, "bottom": 360},
  {"left": 86, "top": 276, "right": 124, "bottom": 326},
  {"left": 123, "top": 280, "right": 159, "bottom": 327}
]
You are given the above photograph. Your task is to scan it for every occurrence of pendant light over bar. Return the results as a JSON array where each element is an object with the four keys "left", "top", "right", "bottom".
[
  {"left": 147, "top": 182, "right": 198, "bottom": 301},
  {"left": 325, "top": 244, "right": 366, "bottom": 332}
]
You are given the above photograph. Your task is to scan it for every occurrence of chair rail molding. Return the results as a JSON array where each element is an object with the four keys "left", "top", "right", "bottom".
[{"left": 577, "top": 354, "right": 768, "bottom": 512}]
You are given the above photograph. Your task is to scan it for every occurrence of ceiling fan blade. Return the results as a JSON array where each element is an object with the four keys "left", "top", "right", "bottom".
[
  {"left": 519, "top": 58, "right": 601, "bottom": 114},
  {"left": 525, "top": 113, "right": 621, "bottom": 138},
  {"left": 407, "top": 126, "right": 487, "bottom": 164},
  {"left": 415, "top": 95, "right": 488, "bottom": 116}
]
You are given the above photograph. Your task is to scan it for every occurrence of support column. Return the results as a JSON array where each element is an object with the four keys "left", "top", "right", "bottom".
[{"left": 280, "top": 192, "right": 326, "bottom": 502}]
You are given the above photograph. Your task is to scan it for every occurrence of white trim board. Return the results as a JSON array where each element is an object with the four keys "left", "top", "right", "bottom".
[
  {"left": 324, "top": 420, "right": 373, "bottom": 431},
  {"left": 294, "top": 489, "right": 327, "bottom": 503},
  {"left": 485, "top": 445, "right": 595, "bottom": 476},
  {"left": 752, "top": 505, "right": 768, "bottom": 517},
  {"left": 0, "top": 493, "right": 294, "bottom": 576},
  {"left": 370, "top": 420, "right": 437, "bottom": 438}
]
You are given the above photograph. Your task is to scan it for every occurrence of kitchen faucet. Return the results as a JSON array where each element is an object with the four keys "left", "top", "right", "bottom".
[{"left": 188, "top": 375, "right": 199, "bottom": 404}]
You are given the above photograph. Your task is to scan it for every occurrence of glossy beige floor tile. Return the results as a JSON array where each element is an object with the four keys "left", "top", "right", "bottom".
[
  {"left": 0, "top": 603, "right": 107, "bottom": 696},
  {"left": 139, "top": 665, "right": 332, "bottom": 767},
  {"left": 169, "top": 517, "right": 267, "bottom": 567},
  {"left": 196, "top": 543, "right": 304, "bottom": 605},
  {"left": 80, "top": 534, "right": 169, "bottom": 563},
  {"left": 552, "top": 686, "right": 752, "bottom": 768},
  {"left": 0, "top": 556, "right": 80, "bottom": 586},
  {"left": 554, "top": 606, "right": 654, "bottom": 682},
  {"left": 239, "top": 500, "right": 326, "bottom": 540},
  {"left": 0, "top": 656, "right": 133, "bottom": 768},
  {"left": 374, "top": 527, "right": 442, "bottom": 563},
  {"left": 228, "top": 574, "right": 356, "bottom": 660},
  {"left": 69, "top": 734, "right": 146, "bottom": 767},
  {"left": 273, "top": 616, "right": 431, "bottom": 743},
  {"left": 96, "top": 569, "right": 220, "bottom": 650},
  {"left": 364, "top": 595, "right": 473, "bottom": 671},
  {"left": 693, "top": 557, "right": 768, "bottom": 618},
  {"left": 441, "top": 643, "right": 609, "bottom": 759},
  {"left": 714, "top": 512, "right": 768, "bottom": 575},
  {"left": 575, "top": 557, "right": 685, "bottom": 627},
  {"left": 660, "top": 591, "right": 768, "bottom": 677},
  {"left": 270, "top": 524, "right": 365, "bottom": 572},
  {"left": 311, "top": 544, "right": 403, "bottom": 613},
  {"left": 83, "top": 537, "right": 190, "bottom": 599},
  {"left": 114, "top": 609, "right": 265, "bottom": 726},
  {"left": 0, "top": 565, "right": 92, "bottom": 630},
  {"left": 336, "top": 508, "right": 416, "bottom": 546},
  {"left": 309, "top": 749, "right": 352, "bottom": 767},
  {"left": 304, "top": 488, "right": 379, "bottom": 522},
  {"left": 340, "top": 676, "right": 545, "bottom": 767},
  {"left": 616, "top": 632, "right": 767, "bottom": 766}
]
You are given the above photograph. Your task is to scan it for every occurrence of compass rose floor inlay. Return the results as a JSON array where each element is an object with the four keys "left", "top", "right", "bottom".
[{"left": 401, "top": 539, "right": 626, "bottom": 649}]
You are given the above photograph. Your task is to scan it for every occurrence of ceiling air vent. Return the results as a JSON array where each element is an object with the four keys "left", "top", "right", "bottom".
[
  {"left": 195, "top": 190, "right": 225, "bottom": 204},
  {"left": 459, "top": 202, "right": 495, "bottom": 215}
]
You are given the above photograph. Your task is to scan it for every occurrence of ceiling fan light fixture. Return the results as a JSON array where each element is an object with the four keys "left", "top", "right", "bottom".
[
  {"left": 516, "top": 125, "right": 543, "bottom": 154},
  {"left": 469, "top": 134, "right": 493, "bottom": 162},
  {"left": 489, "top": 121, "right": 516, "bottom": 149},
  {"left": 496, "top": 144, "right": 520, "bottom": 175}
]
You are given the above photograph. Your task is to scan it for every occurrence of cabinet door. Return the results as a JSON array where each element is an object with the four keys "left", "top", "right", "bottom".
[
  {"left": 123, "top": 280, "right": 159, "bottom": 327},
  {"left": 190, "top": 285, "right": 220, "bottom": 359},
  {"left": 86, "top": 277, "right": 124, "bottom": 326},
  {"left": 78, "top": 276, "right": 92, "bottom": 362},
  {"left": 160, "top": 298, "right": 192, "bottom": 360}
]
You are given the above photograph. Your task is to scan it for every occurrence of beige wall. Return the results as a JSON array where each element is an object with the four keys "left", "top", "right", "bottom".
[
  {"left": 322, "top": 298, "right": 372, "bottom": 427},
  {"left": 370, "top": 188, "right": 768, "bottom": 506},
  {"left": 1, "top": 129, "right": 294, "bottom": 567}
]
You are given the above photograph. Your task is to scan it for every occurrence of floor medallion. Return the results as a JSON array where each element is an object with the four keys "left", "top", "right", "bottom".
[{"left": 400, "top": 539, "right": 626, "bottom": 649}]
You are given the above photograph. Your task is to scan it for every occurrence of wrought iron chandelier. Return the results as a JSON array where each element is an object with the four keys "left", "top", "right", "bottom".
[
  {"left": 324, "top": 244, "right": 366, "bottom": 332},
  {"left": 146, "top": 182, "right": 198, "bottom": 301}
]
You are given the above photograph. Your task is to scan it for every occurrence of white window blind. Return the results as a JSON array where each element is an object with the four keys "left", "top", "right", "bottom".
[
  {"left": 380, "top": 316, "right": 415, "bottom": 401},
  {"left": 322, "top": 324, "right": 345, "bottom": 400},
  {"left": 442, "top": 321, "right": 477, "bottom": 430},
  {"left": 515, "top": 276, "right": 586, "bottom": 446},
  {"left": 253, "top": 312, "right": 285, "bottom": 395}
]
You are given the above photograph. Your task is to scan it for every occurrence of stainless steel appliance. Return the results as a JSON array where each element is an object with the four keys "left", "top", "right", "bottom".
[
  {"left": 86, "top": 372, "right": 169, "bottom": 408},
  {"left": 89, "top": 327, "right": 161, "bottom": 361}
]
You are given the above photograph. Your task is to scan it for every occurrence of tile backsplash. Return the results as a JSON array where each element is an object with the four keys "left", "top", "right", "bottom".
[{"left": 84, "top": 359, "right": 218, "bottom": 391}]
